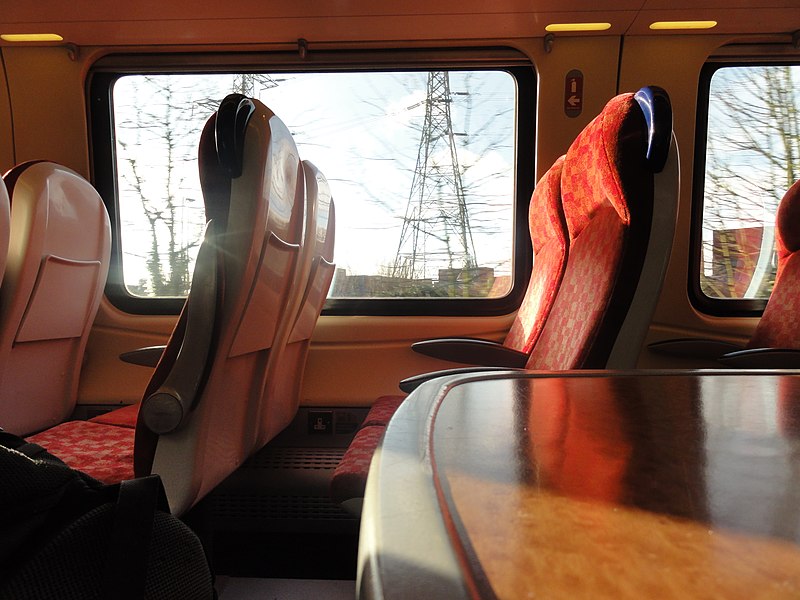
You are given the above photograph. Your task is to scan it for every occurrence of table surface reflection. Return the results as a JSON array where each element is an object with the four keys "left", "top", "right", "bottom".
[{"left": 359, "top": 371, "right": 800, "bottom": 600}]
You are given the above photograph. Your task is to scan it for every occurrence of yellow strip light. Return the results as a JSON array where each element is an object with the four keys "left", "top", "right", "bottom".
[
  {"left": 1, "top": 33, "right": 64, "bottom": 42},
  {"left": 545, "top": 23, "right": 612, "bottom": 32},
  {"left": 649, "top": 21, "right": 717, "bottom": 30}
]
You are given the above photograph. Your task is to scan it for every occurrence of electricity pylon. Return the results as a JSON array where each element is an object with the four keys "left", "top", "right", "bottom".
[{"left": 392, "top": 72, "right": 477, "bottom": 280}]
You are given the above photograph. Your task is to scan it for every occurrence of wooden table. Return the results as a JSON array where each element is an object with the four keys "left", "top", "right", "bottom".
[{"left": 357, "top": 370, "right": 800, "bottom": 599}]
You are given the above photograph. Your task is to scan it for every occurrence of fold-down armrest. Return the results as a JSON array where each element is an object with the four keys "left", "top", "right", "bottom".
[
  {"left": 411, "top": 338, "right": 528, "bottom": 368},
  {"left": 119, "top": 346, "right": 167, "bottom": 368},
  {"left": 399, "top": 366, "right": 519, "bottom": 394},
  {"left": 648, "top": 338, "right": 744, "bottom": 360},
  {"left": 718, "top": 348, "right": 800, "bottom": 369}
]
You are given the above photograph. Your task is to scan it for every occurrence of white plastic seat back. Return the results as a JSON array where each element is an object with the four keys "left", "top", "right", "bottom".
[
  {"left": 257, "top": 160, "right": 336, "bottom": 447},
  {"left": 0, "top": 162, "right": 110, "bottom": 435},
  {"left": 135, "top": 95, "right": 306, "bottom": 514}
]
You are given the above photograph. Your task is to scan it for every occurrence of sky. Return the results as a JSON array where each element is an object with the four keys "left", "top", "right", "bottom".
[{"left": 113, "top": 70, "right": 517, "bottom": 295}]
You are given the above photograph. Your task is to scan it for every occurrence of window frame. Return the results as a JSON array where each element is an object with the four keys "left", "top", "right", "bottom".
[
  {"left": 88, "top": 49, "right": 535, "bottom": 316},
  {"left": 690, "top": 58, "right": 799, "bottom": 317}
]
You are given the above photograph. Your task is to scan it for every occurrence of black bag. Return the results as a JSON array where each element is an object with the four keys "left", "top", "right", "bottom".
[{"left": 0, "top": 431, "right": 215, "bottom": 600}]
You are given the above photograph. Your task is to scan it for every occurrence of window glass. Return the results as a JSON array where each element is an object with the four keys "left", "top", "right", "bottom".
[
  {"left": 112, "top": 71, "right": 517, "bottom": 300},
  {"left": 700, "top": 65, "right": 799, "bottom": 300}
]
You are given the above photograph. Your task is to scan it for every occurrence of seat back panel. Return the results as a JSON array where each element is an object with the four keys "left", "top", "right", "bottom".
[
  {"left": 229, "top": 232, "right": 300, "bottom": 358},
  {"left": 256, "top": 160, "right": 335, "bottom": 447},
  {"left": 16, "top": 256, "right": 102, "bottom": 343},
  {"left": 289, "top": 256, "right": 335, "bottom": 344}
]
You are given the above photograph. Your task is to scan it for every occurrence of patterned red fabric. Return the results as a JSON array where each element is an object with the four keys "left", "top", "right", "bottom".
[
  {"left": 749, "top": 180, "right": 800, "bottom": 349},
  {"left": 27, "top": 421, "right": 135, "bottom": 484},
  {"left": 776, "top": 180, "right": 800, "bottom": 255},
  {"left": 505, "top": 158, "right": 568, "bottom": 354},
  {"left": 527, "top": 207, "right": 626, "bottom": 370},
  {"left": 89, "top": 403, "right": 140, "bottom": 428},
  {"left": 330, "top": 425, "right": 386, "bottom": 503},
  {"left": 362, "top": 395, "right": 405, "bottom": 428},
  {"left": 525, "top": 92, "right": 650, "bottom": 370},
  {"left": 559, "top": 93, "right": 646, "bottom": 240}
]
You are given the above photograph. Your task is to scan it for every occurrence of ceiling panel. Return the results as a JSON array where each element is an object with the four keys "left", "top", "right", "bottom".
[
  {"left": 0, "top": 1, "right": 797, "bottom": 46},
  {"left": 629, "top": 7, "right": 800, "bottom": 34}
]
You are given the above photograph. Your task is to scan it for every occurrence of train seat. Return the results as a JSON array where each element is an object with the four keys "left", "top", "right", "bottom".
[
  {"left": 28, "top": 94, "right": 308, "bottom": 515},
  {"left": 717, "top": 178, "right": 800, "bottom": 367},
  {"left": 255, "top": 159, "right": 336, "bottom": 447},
  {"left": 527, "top": 85, "right": 675, "bottom": 370},
  {"left": 0, "top": 162, "right": 111, "bottom": 436},
  {"left": 331, "top": 86, "right": 678, "bottom": 511}
]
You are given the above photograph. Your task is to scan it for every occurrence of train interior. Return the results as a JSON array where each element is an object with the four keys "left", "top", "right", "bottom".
[{"left": 0, "top": 1, "right": 799, "bottom": 597}]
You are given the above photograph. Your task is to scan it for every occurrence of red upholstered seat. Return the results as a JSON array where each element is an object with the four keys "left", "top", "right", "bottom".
[
  {"left": 361, "top": 395, "right": 406, "bottom": 428},
  {"left": 527, "top": 91, "right": 655, "bottom": 370},
  {"left": 333, "top": 86, "right": 677, "bottom": 511},
  {"left": 747, "top": 179, "right": 800, "bottom": 350},
  {"left": 27, "top": 421, "right": 135, "bottom": 484},
  {"left": 331, "top": 425, "right": 387, "bottom": 510},
  {"left": 89, "top": 403, "right": 140, "bottom": 428}
]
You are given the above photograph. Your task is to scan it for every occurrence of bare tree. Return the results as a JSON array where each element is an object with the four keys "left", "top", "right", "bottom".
[{"left": 115, "top": 74, "right": 282, "bottom": 297}]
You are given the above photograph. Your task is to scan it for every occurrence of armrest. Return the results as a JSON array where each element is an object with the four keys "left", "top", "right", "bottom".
[
  {"left": 718, "top": 348, "right": 800, "bottom": 369},
  {"left": 119, "top": 346, "right": 166, "bottom": 368},
  {"left": 399, "top": 366, "right": 518, "bottom": 394},
  {"left": 648, "top": 338, "right": 745, "bottom": 360},
  {"left": 411, "top": 338, "right": 528, "bottom": 368}
]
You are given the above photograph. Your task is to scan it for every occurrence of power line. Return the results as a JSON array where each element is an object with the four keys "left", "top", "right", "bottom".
[{"left": 392, "top": 72, "right": 477, "bottom": 280}]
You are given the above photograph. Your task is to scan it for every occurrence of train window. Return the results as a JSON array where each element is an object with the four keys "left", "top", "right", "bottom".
[
  {"left": 96, "top": 62, "right": 534, "bottom": 316},
  {"left": 694, "top": 63, "right": 799, "bottom": 313}
]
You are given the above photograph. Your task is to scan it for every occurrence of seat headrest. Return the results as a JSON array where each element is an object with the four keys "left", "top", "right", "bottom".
[
  {"left": 633, "top": 86, "right": 672, "bottom": 173},
  {"left": 215, "top": 93, "right": 257, "bottom": 179},
  {"left": 561, "top": 93, "right": 649, "bottom": 239},
  {"left": 777, "top": 179, "right": 800, "bottom": 256},
  {"left": 3, "top": 160, "right": 47, "bottom": 197}
]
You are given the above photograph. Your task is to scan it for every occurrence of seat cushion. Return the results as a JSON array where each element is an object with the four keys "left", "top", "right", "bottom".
[
  {"left": 89, "top": 403, "right": 140, "bottom": 428},
  {"left": 26, "top": 421, "right": 135, "bottom": 484},
  {"left": 361, "top": 395, "right": 405, "bottom": 428},
  {"left": 330, "top": 425, "right": 386, "bottom": 504}
]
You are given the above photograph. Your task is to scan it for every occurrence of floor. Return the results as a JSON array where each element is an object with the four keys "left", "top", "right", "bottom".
[{"left": 216, "top": 577, "right": 356, "bottom": 599}]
